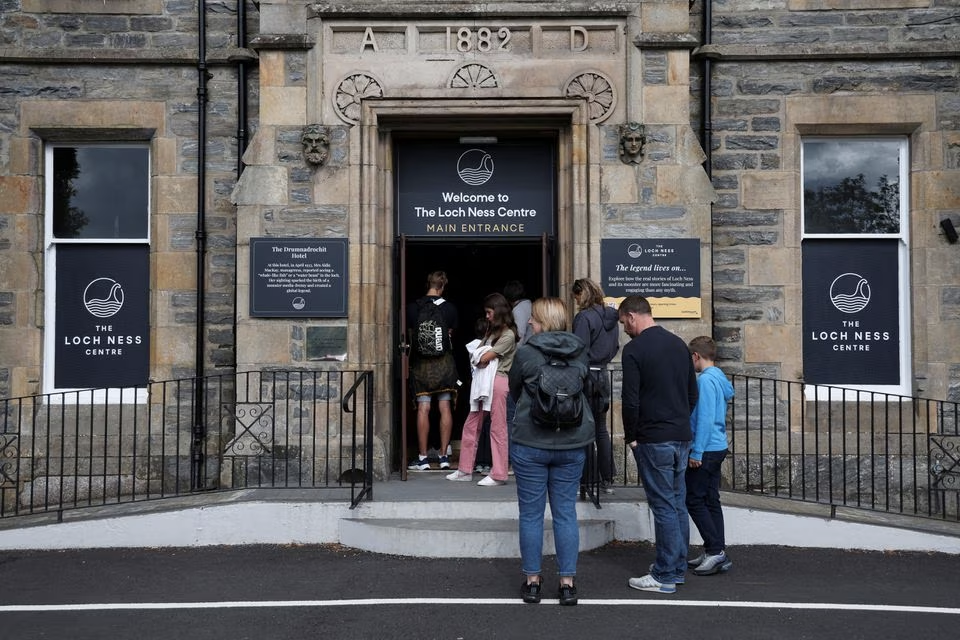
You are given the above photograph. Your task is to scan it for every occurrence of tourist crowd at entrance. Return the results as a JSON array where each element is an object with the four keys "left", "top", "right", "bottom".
[{"left": 406, "top": 271, "right": 734, "bottom": 605}]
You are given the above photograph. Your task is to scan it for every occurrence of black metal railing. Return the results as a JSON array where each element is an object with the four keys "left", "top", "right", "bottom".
[
  {"left": 0, "top": 369, "right": 374, "bottom": 518},
  {"left": 602, "top": 370, "right": 960, "bottom": 522},
  {"left": 725, "top": 375, "right": 960, "bottom": 521}
]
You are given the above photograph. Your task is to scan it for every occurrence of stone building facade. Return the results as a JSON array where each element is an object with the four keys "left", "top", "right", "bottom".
[{"left": 1, "top": 0, "right": 957, "bottom": 477}]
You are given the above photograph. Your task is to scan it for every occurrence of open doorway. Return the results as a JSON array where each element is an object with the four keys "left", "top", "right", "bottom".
[{"left": 395, "top": 239, "right": 551, "bottom": 472}]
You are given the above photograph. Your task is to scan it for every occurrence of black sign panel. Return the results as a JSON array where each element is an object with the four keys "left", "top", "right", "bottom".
[
  {"left": 250, "top": 238, "right": 348, "bottom": 317},
  {"left": 55, "top": 244, "right": 150, "bottom": 389},
  {"left": 600, "top": 238, "right": 701, "bottom": 318},
  {"left": 395, "top": 139, "right": 554, "bottom": 237},
  {"left": 802, "top": 239, "right": 900, "bottom": 385}
]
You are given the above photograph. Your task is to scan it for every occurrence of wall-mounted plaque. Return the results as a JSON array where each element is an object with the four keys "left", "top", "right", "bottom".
[
  {"left": 250, "top": 238, "right": 348, "bottom": 318},
  {"left": 601, "top": 238, "right": 701, "bottom": 319}
]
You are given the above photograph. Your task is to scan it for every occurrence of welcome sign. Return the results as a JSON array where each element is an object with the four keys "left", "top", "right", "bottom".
[{"left": 395, "top": 140, "right": 554, "bottom": 238}]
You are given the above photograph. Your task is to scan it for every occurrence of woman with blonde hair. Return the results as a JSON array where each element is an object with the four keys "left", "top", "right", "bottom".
[
  {"left": 571, "top": 277, "right": 620, "bottom": 493},
  {"left": 508, "top": 297, "right": 594, "bottom": 606}
]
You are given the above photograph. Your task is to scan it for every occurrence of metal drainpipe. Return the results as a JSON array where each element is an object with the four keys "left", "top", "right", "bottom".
[
  {"left": 237, "top": 0, "right": 248, "bottom": 174},
  {"left": 701, "top": 0, "right": 716, "bottom": 338},
  {"left": 192, "top": 0, "right": 209, "bottom": 491}
]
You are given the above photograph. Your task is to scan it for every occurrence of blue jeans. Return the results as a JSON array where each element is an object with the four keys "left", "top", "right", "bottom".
[
  {"left": 633, "top": 441, "right": 691, "bottom": 584},
  {"left": 510, "top": 442, "right": 586, "bottom": 578},
  {"left": 686, "top": 449, "right": 727, "bottom": 555}
]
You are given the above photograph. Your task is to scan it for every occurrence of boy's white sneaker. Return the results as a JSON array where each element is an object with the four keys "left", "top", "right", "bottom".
[{"left": 693, "top": 551, "right": 732, "bottom": 576}]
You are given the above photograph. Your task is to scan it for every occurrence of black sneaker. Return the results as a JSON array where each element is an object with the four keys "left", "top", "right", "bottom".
[
  {"left": 407, "top": 456, "right": 430, "bottom": 471},
  {"left": 558, "top": 583, "right": 578, "bottom": 606},
  {"left": 520, "top": 581, "right": 541, "bottom": 604}
]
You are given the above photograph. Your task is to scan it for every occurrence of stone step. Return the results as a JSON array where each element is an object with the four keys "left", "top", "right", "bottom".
[{"left": 339, "top": 517, "right": 615, "bottom": 558}]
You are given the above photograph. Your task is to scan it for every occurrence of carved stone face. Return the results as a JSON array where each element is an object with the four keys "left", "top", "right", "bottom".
[
  {"left": 619, "top": 123, "right": 646, "bottom": 164},
  {"left": 301, "top": 125, "right": 330, "bottom": 166}
]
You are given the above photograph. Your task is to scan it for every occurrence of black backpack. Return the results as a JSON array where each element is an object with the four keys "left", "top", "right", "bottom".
[
  {"left": 414, "top": 298, "right": 449, "bottom": 357},
  {"left": 529, "top": 358, "right": 586, "bottom": 430}
]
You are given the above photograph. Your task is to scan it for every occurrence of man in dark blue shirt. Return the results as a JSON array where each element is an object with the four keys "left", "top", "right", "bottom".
[{"left": 618, "top": 295, "right": 698, "bottom": 594}]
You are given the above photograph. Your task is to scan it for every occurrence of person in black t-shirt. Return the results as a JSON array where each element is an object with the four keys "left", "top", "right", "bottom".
[{"left": 406, "top": 271, "right": 459, "bottom": 471}]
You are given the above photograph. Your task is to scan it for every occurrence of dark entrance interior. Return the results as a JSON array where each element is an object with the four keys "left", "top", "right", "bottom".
[{"left": 396, "top": 239, "right": 550, "bottom": 470}]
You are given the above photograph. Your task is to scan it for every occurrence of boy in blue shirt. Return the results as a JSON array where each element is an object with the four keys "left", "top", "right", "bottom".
[{"left": 686, "top": 336, "right": 735, "bottom": 576}]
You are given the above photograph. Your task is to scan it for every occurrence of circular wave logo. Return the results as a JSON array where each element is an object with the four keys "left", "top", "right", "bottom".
[
  {"left": 292, "top": 297, "right": 306, "bottom": 311},
  {"left": 457, "top": 149, "right": 494, "bottom": 186},
  {"left": 829, "top": 273, "right": 871, "bottom": 314},
  {"left": 627, "top": 243, "right": 643, "bottom": 258},
  {"left": 83, "top": 278, "right": 125, "bottom": 318}
]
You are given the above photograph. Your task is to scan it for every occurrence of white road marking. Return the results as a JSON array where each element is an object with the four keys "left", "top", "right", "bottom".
[{"left": 0, "top": 599, "right": 958, "bottom": 615}]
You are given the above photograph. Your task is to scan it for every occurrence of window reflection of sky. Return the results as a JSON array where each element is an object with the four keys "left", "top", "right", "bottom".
[
  {"left": 69, "top": 147, "right": 149, "bottom": 239},
  {"left": 803, "top": 139, "right": 900, "bottom": 193}
]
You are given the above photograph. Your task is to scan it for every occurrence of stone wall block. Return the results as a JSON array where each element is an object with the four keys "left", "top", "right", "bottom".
[
  {"left": 643, "top": 87, "right": 690, "bottom": 125},
  {"left": 744, "top": 323, "right": 799, "bottom": 367},
  {"left": 231, "top": 165, "right": 289, "bottom": 205},
  {"left": 153, "top": 175, "right": 197, "bottom": 214},
  {"left": 600, "top": 164, "right": 638, "bottom": 204},
  {"left": 260, "top": 87, "right": 307, "bottom": 126},
  {"left": 748, "top": 247, "right": 799, "bottom": 286},
  {"left": 236, "top": 323, "right": 293, "bottom": 369},
  {"left": 742, "top": 172, "right": 795, "bottom": 211},
  {"left": 0, "top": 177, "right": 39, "bottom": 214},
  {"left": 241, "top": 129, "right": 277, "bottom": 167},
  {"left": 916, "top": 170, "right": 960, "bottom": 211},
  {"left": 655, "top": 165, "right": 714, "bottom": 206},
  {"left": 9, "top": 137, "right": 38, "bottom": 176},
  {"left": 640, "top": 0, "right": 691, "bottom": 33},
  {"left": 154, "top": 251, "right": 196, "bottom": 291}
]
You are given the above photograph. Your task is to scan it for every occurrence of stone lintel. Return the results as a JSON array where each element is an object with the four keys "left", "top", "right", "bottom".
[
  {"left": 695, "top": 42, "right": 960, "bottom": 61},
  {"left": 633, "top": 33, "right": 699, "bottom": 50},
  {"left": 249, "top": 34, "right": 316, "bottom": 51},
  {"left": 308, "top": 2, "right": 634, "bottom": 20},
  {"left": 0, "top": 48, "right": 199, "bottom": 65}
]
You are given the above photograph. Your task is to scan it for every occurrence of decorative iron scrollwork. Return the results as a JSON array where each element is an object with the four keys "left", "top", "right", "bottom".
[
  {"left": 929, "top": 435, "right": 960, "bottom": 490},
  {"left": 224, "top": 403, "right": 274, "bottom": 456},
  {"left": 0, "top": 433, "right": 18, "bottom": 485}
]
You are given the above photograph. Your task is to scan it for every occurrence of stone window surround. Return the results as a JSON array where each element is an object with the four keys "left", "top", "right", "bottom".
[
  {"left": 19, "top": 100, "right": 173, "bottom": 396},
  {"left": 742, "top": 93, "right": 934, "bottom": 393}
]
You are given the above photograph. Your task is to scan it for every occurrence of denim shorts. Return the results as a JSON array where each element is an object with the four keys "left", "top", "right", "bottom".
[{"left": 417, "top": 392, "right": 452, "bottom": 403}]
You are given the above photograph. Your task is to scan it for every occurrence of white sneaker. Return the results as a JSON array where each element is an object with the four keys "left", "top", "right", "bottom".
[
  {"left": 627, "top": 574, "right": 676, "bottom": 594},
  {"left": 477, "top": 475, "right": 506, "bottom": 487},
  {"left": 693, "top": 551, "right": 732, "bottom": 576},
  {"left": 446, "top": 470, "right": 472, "bottom": 482}
]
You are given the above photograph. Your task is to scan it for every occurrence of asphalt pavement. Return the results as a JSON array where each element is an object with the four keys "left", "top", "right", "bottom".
[{"left": 1, "top": 542, "right": 958, "bottom": 639}]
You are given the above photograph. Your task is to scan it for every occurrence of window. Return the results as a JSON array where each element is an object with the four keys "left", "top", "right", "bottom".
[
  {"left": 800, "top": 137, "right": 911, "bottom": 396},
  {"left": 44, "top": 144, "right": 152, "bottom": 397},
  {"left": 52, "top": 147, "right": 149, "bottom": 240}
]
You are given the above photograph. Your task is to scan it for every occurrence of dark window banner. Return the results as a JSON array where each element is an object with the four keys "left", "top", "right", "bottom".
[
  {"left": 250, "top": 237, "right": 348, "bottom": 318},
  {"left": 55, "top": 244, "right": 150, "bottom": 389},
  {"left": 600, "top": 238, "right": 701, "bottom": 318},
  {"left": 802, "top": 239, "right": 900, "bottom": 385},
  {"left": 395, "top": 140, "right": 554, "bottom": 238}
]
